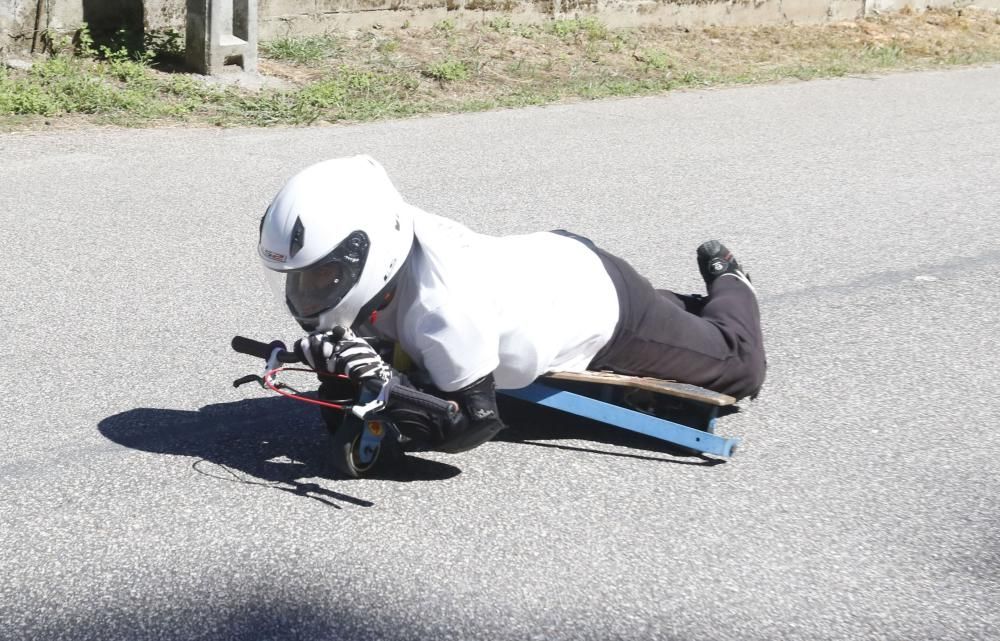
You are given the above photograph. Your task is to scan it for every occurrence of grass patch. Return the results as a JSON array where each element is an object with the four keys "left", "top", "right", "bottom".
[
  {"left": 0, "top": 53, "right": 229, "bottom": 124},
  {"left": 422, "top": 59, "right": 470, "bottom": 82},
  {"left": 488, "top": 16, "right": 514, "bottom": 32},
  {"left": 260, "top": 34, "right": 343, "bottom": 63},
  {"left": 434, "top": 19, "right": 458, "bottom": 35},
  {"left": 3, "top": 9, "right": 1000, "bottom": 130},
  {"left": 220, "top": 67, "right": 426, "bottom": 126},
  {"left": 635, "top": 49, "right": 673, "bottom": 71},
  {"left": 548, "top": 17, "right": 609, "bottom": 41}
]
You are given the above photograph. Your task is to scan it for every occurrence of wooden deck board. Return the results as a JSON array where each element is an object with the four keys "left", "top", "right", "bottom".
[{"left": 543, "top": 370, "right": 736, "bottom": 406}]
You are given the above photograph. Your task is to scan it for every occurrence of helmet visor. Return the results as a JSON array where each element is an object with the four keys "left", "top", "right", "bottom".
[
  {"left": 288, "top": 260, "right": 350, "bottom": 317},
  {"left": 263, "top": 230, "right": 370, "bottom": 327}
]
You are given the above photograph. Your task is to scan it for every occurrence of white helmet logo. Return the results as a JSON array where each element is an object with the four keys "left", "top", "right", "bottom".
[{"left": 263, "top": 248, "right": 287, "bottom": 263}]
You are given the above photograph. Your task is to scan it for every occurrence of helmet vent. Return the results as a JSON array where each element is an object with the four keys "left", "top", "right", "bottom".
[{"left": 289, "top": 217, "right": 305, "bottom": 258}]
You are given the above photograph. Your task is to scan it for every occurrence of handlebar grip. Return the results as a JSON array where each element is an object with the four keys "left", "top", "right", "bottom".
[
  {"left": 231, "top": 336, "right": 301, "bottom": 363},
  {"left": 386, "top": 383, "right": 460, "bottom": 419},
  {"left": 231, "top": 336, "right": 275, "bottom": 359}
]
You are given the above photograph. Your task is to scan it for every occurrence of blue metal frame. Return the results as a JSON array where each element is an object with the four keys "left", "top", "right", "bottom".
[{"left": 501, "top": 381, "right": 739, "bottom": 458}]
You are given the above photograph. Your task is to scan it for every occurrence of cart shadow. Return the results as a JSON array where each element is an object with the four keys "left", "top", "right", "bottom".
[
  {"left": 495, "top": 397, "right": 739, "bottom": 466},
  {"left": 98, "top": 396, "right": 462, "bottom": 508}
]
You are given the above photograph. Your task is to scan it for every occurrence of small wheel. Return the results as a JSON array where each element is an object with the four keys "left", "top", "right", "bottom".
[{"left": 330, "top": 418, "right": 401, "bottom": 478}]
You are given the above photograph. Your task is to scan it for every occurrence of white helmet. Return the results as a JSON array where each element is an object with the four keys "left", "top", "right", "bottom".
[{"left": 258, "top": 155, "right": 415, "bottom": 331}]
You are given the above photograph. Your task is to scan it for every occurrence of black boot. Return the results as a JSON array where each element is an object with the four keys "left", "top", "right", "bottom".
[{"left": 696, "top": 240, "right": 752, "bottom": 291}]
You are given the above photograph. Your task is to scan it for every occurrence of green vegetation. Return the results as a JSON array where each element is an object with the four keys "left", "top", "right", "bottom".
[
  {"left": 2, "top": 9, "right": 1000, "bottom": 130},
  {"left": 433, "top": 19, "right": 458, "bottom": 35},
  {"left": 548, "top": 17, "right": 608, "bottom": 41},
  {"left": 260, "top": 34, "right": 343, "bottom": 63},
  {"left": 0, "top": 54, "right": 209, "bottom": 119},
  {"left": 422, "top": 59, "right": 470, "bottom": 82},
  {"left": 636, "top": 49, "right": 672, "bottom": 71},
  {"left": 487, "top": 16, "right": 514, "bottom": 32}
]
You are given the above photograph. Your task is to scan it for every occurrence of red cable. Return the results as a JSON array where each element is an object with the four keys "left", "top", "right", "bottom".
[{"left": 263, "top": 367, "right": 354, "bottom": 411}]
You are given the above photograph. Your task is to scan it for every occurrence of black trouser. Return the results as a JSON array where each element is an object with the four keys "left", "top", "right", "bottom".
[{"left": 555, "top": 231, "right": 766, "bottom": 400}]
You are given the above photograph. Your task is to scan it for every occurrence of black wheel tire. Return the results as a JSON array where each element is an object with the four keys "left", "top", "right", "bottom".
[
  {"left": 330, "top": 419, "right": 402, "bottom": 479},
  {"left": 321, "top": 405, "right": 347, "bottom": 436}
]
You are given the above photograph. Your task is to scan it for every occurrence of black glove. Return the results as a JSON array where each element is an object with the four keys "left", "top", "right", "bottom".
[{"left": 295, "top": 331, "right": 390, "bottom": 384}]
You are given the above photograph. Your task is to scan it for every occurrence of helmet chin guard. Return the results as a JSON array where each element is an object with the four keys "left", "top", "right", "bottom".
[{"left": 258, "top": 156, "right": 415, "bottom": 331}]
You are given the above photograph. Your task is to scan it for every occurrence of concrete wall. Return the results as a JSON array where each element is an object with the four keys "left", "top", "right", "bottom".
[
  {"left": 865, "top": 0, "right": 999, "bottom": 12},
  {"left": 252, "top": 0, "right": 863, "bottom": 36},
  {"left": 1, "top": 0, "right": 71, "bottom": 53},
  {"left": 3, "top": 0, "right": 999, "bottom": 55}
]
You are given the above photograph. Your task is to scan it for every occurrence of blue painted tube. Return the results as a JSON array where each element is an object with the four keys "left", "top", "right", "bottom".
[{"left": 501, "top": 382, "right": 739, "bottom": 458}]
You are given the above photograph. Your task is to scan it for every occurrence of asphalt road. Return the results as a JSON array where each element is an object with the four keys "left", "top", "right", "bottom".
[{"left": 1, "top": 65, "right": 998, "bottom": 641}]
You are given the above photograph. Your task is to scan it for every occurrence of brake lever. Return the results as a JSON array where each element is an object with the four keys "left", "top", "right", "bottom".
[
  {"left": 232, "top": 374, "right": 299, "bottom": 393},
  {"left": 233, "top": 374, "right": 263, "bottom": 389},
  {"left": 233, "top": 342, "right": 290, "bottom": 390},
  {"left": 351, "top": 377, "right": 396, "bottom": 420}
]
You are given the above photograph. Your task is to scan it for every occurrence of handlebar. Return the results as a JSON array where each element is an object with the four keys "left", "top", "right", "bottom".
[
  {"left": 231, "top": 333, "right": 459, "bottom": 421},
  {"left": 231, "top": 335, "right": 300, "bottom": 363},
  {"left": 373, "top": 378, "right": 460, "bottom": 419}
]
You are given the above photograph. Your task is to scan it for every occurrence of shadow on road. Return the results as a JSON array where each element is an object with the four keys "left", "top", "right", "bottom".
[
  {"left": 496, "top": 397, "right": 732, "bottom": 467},
  {"left": 11, "top": 598, "right": 431, "bottom": 641},
  {"left": 98, "top": 396, "right": 462, "bottom": 507}
]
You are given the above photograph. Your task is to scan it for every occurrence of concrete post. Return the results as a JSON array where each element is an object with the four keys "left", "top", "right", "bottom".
[{"left": 186, "top": 0, "right": 258, "bottom": 75}]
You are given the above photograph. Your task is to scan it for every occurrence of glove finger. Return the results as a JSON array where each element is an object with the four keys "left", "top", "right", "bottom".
[
  {"left": 296, "top": 337, "right": 317, "bottom": 370},
  {"left": 345, "top": 360, "right": 384, "bottom": 381},
  {"left": 343, "top": 353, "right": 381, "bottom": 368},
  {"left": 334, "top": 338, "right": 366, "bottom": 353},
  {"left": 338, "top": 344, "right": 376, "bottom": 360},
  {"left": 310, "top": 334, "right": 331, "bottom": 372},
  {"left": 340, "top": 343, "right": 382, "bottom": 378}
]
